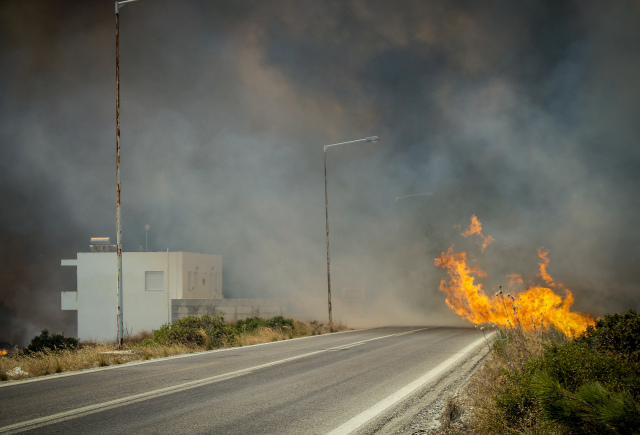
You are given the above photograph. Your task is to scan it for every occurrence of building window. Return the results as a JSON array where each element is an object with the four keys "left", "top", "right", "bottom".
[{"left": 145, "top": 271, "right": 164, "bottom": 291}]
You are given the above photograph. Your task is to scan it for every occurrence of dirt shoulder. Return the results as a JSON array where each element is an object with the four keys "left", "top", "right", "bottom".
[{"left": 356, "top": 341, "right": 490, "bottom": 435}]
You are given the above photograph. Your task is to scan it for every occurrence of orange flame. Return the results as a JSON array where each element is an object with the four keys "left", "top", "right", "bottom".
[
  {"left": 435, "top": 217, "right": 594, "bottom": 337},
  {"left": 507, "top": 273, "right": 523, "bottom": 288},
  {"left": 461, "top": 214, "right": 494, "bottom": 252},
  {"left": 537, "top": 248, "right": 554, "bottom": 286}
]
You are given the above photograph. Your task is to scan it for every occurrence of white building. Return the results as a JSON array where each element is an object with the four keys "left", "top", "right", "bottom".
[
  {"left": 61, "top": 240, "right": 349, "bottom": 343},
  {"left": 61, "top": 249, "right": 222, "bottom": 342}
]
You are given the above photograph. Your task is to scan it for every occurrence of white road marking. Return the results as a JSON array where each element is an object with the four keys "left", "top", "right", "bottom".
[
  {"left": 325, "top": 334, "right": 489, "bottom": 435},
  {"left": 0, "top": 327, "right": 429, "bottom": 434}
]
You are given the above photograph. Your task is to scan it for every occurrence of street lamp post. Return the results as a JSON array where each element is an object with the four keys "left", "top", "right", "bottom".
[
  {"left": 115, "top": 0, "right": 143, "bottom": 349},
  {"left": 323, "top": 136, "right": 379, "bottom": 326}
]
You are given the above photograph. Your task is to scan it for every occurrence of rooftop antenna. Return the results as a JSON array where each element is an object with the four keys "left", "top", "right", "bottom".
[{"left": 145, "top": 224, "right": 150, "bottom": 252}]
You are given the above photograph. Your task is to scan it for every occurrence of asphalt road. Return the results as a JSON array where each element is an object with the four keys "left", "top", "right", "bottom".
[{"left": 0, "top": 327, "right": 488, "bottom": 434}]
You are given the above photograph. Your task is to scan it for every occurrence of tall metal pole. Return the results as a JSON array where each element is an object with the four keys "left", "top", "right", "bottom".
[
  {"left": 323, "top": 136, "right": 379, "bottom": 328},
  {"left": 115, "top": 0, "right": 142, "bottom": 349},
  {"left": 324, "top": 148, "right": 332, "bottom": 326},
  {"left": 115, "top": 2, "right": 124, "bottom": 349}
]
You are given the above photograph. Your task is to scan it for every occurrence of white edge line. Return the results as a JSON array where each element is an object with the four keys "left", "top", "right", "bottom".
[{"left": 325, "top": 333, "right": 492, "bottom": 435}]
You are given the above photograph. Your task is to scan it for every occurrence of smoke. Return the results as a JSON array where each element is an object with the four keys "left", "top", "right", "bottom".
[{"left": 1, "top": 0, "right": 639, "bottom": 344}]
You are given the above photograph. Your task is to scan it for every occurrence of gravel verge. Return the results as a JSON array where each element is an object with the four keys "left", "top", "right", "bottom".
[{"left": 354, "top": 340, "right": 490, "bottom": 435}]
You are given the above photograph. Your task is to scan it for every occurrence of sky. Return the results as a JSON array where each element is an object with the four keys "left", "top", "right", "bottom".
[{"left": 1, "top": 0, "right": 639, "bottom": 346}]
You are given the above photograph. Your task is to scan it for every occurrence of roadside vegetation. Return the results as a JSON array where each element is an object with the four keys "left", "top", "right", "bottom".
[
  {"left": 0, "top": 315, "right": 345, "bottom": 382},
  {"left": 434, "top": 305, "right": 640, "bottom": 435}
]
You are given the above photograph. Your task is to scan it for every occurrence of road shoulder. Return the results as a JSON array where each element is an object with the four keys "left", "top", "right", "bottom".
[{"left": 357, "top": 340, "right": 489, "bottom": 435}]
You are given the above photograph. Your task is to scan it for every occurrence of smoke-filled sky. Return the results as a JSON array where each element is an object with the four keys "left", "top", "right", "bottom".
[{"left": 1, "top": 0, "right": 639, "bottom": 345}]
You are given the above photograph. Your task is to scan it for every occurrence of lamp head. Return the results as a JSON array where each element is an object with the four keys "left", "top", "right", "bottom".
[{"left": 365, "top": 136, "right": 379, "bottom": 142}]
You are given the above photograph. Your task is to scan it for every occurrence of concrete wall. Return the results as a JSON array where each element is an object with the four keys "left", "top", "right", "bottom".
[
  {"left": 172, "top": 298, "right": 328, "bottom": 323},
  {"left": 173, "top": 298, "right": 286, "bottom": 321}
]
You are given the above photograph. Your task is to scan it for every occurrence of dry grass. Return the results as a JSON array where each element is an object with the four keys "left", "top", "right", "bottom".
[
  {"left": 124, "top": 330, "right": 154, "bottom": 343},
  {"left": 236, "top": 321, "right": 347, "bottom": 346},
  {"left": 426, "top": 326, "right": 568, "bottom": 435},
  {"left": 440, "top": 394, "right": 463, "bottom": 431},
  {"left": 0, "top": 342, "right": 198, "bottom": 381},
  {"left": 462, "top": 359, "right": 557, "bottom": 435},
  {"left": 0, "top": 320, "right": 349, "bottom": 382},
  {"left": 424, "top": 325, "right": 568, "bottom": 435},
  {"left": 237, "top": 327, "right": 292, "bottom": 346}
]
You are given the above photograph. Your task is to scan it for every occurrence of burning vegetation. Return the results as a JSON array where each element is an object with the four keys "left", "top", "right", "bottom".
[{"left": 435, "top": 215, "right": 594, "bottom": 337}]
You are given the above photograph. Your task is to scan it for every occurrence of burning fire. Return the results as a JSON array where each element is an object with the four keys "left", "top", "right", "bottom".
[
  {"left": 461, "top": 214, "right": 494, "bottom": 252},
  {"left": 435, "top": 216, "right": 594, "bottom": 337}
]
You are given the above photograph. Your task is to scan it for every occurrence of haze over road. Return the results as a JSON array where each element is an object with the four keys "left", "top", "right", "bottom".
[{"left": 1, "top": 327, "right": 487, "bottom": 434}]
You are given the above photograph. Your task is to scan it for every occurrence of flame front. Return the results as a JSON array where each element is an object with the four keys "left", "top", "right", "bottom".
[{"left": 435, "top": 217, "right": 594, "bottom": 337}]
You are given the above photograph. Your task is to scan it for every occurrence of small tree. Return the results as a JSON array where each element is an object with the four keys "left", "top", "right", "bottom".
[{"left": 25, "top": 329, "right": 78, "bottom": 353}]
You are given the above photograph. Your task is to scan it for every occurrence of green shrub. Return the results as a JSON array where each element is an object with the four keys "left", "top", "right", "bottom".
[
  {"left": 494, "top": 366, "right": 541, "bottom": 427},
  {"left": 152, "top": 314, "right": 236, "bottom": 348},
  {"left": 538, "top": 341, "right": 640, "bottom": 397},
  {"left": 233, "top": 316, "right": 295, "bottom": 333},
  {"left": 577, "top": 309, "right": 640, "bottom": 363},
  {"left": 532, "top": 371, "right": 640, "bottom": 434},
  {"left": 264, "top": 316, "right": 294, "bottom": 330},
  {"left": 489, "top": 310, "right": 640, "bottom": 434},
  {"left": 152, "top": 315, "right": 298, "bottom": 349},
  {"left": 24, "top": 329, "right": 78, "bottom": 353},
  {"left": 234, "top": 317, "right": 267, "bottom": 333}
]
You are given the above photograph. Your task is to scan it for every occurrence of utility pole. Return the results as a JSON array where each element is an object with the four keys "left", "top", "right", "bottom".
[{"left": 115, "top": 0, "right": 143, "bottom": 349}]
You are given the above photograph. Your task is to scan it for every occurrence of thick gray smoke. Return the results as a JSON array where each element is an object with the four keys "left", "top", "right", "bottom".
[{"left": 1, "top": 0, "right": 639, "bottom": 345}]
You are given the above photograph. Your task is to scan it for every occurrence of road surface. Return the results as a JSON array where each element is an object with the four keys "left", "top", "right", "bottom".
[{"left": 0, "top": 327, "right": 488, "bottom": 434}]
